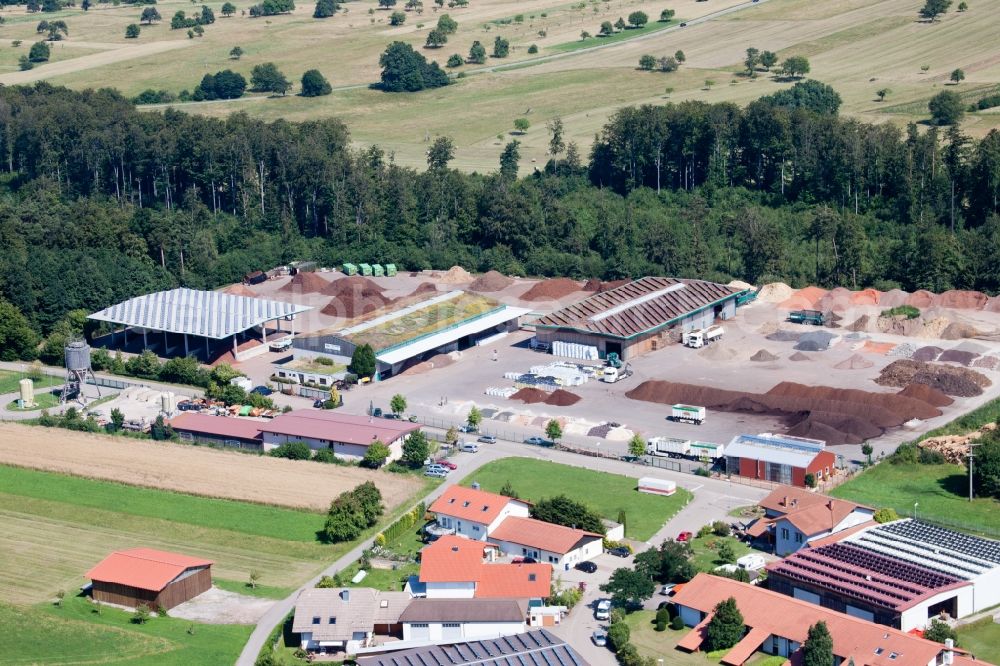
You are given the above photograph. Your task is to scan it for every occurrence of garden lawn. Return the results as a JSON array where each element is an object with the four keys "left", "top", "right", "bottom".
[
  {"left": 462, "top": 457, "right": 691, "bottom": 540},
  {"left": 0, "top": 596, "right": 251, "bottom": 666},
  {"left": 688, "top": 534, "right": 752, "bottom": 572},
  {"left": 0, "top": 370, "right": 62, "bottom": 394},
  {"left": 957, "top": 618, "right": 1000, "bottom": 664},
  {"left": 831, "top": 462, "right": 1000, "bottom": 537},
  {"left": 624, "top": 610, "right": 714, "bottom": 664},
  {"left": 5, "top": 390, "right": 60, "bottom": 411}
]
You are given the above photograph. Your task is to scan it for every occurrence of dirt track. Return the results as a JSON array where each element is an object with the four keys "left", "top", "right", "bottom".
[
  {"left": 0, "top": 39, "right": 191, "bottom": 86},
  {"left": 0, "top": 422, "right": 421, "bottom": 511}
]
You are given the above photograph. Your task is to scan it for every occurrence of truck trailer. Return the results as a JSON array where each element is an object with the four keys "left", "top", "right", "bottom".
[
  {"left": 690, "top": 440, "right": 725, "bottom": 461},
  {"left": 647, "top": 437, "right": 691, "bottom": 458},
  {"left": 684, "top": 325, "right": 724, "bottom": 348},
  {"left": 669, "top": 404, "right": 706, "bottom": 425}
]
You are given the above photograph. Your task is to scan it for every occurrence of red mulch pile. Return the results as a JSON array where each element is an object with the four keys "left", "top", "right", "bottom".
[
  {"left": 278, "top": 271, "right": 328, "bottom": 294},
  {"left": 510, "top": 387, "right": 550, "bottom": 404},
  {"left": 224, "top": 284, "right": 258, "bottom": 297},
  {"left": 408, "top": 282, "right": 439, "bottom": 297},
  {"left": 470, "top": 271, "right": 514, "bottom": 292},
  {"left": 583, "top": 278, "right": 630, "bottom": 293},
  {"left": 897, "top": 383, "right": 954, "bottom": 407},
  {"left": 935, "top": 290, "right": 989, "bottom": 309},
  {"left": 626, "top": 379, "right": 944, "bottom": 445},
  {"left": 520, "top": 278, "right": 583, "bottom": 301},
  {"left": 320, "top": 276, "right": 394, "bottom": 318},
  {"left": 547, "top": 389, "right": 581, "bottom": 406}
]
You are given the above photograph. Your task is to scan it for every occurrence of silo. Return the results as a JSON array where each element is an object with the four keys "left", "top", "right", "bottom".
[
  {"left": 64, "top": 340, "right": 92, "bottom": 371},
  {"left": 19, "top": 378, "right": 34, "bottom": 407}
]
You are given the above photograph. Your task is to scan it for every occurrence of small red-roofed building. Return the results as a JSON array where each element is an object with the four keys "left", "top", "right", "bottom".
[
  {"left": 489, "top": 516, "right": 604, "bottom": 568},
  {"left": 86, "top": 548, "right": 213, "bottom": 610},
  {"left": 428, "top": 486, "right": 531, "bottom": 541}
]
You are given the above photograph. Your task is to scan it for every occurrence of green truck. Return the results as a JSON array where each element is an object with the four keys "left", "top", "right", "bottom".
[{"left": 787, "top": 309, "right": 825, "bottom": 325}]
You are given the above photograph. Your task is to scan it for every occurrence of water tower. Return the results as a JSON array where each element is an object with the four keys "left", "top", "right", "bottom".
[{"left": 61, "top": 340, "right": 101, "bottom": 407}]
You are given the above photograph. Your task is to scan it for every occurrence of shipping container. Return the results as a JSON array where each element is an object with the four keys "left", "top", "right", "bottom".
[{"left": 638, "top": 477, "right": 677, "bottom": 496}]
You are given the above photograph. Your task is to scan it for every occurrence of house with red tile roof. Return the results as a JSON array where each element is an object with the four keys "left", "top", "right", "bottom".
[
  {"left": 259, "top": 410, "right": 419, "bottom": 462},
  {"left": 86, "top": 548, "right": 213, "bottom": 610},
  {"left": 672, "top": 574, "right": 993, "bottom": 666},
  {"left": 412, "top": 536, "right": 550, "bottom": 602},
  {"left": 489, "top": 516, "right": 604, "bottom": 568},
  {"left": 745, "top": 485, "right": 874, "bottom": 555},
  {"left": 428, "top": 486, "right": 531, "bottom": 541}
]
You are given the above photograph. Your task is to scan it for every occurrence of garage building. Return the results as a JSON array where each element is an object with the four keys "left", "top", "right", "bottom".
[
  {"left": 86, "top": 547, "right": 212, "bottom": 610},
  {"left": 169, "top": 412, "right": 264, "bottom": 451},
  {"left": 725, "top": 433, "right": 836, "bottom": 487},
  {"left": 260, "top": 409, "right": 420, "bottom": 461},
  {"left": 534, "top": 277, "right": 740, "bottom": 361}
]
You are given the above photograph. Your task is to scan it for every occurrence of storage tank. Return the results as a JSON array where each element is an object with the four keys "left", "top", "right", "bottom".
[
  {"left": 160, "top": 392, "right": 175, "bottom": 413},
  {"left": 19, "top": 378, "right": 34, "bottom": 407},
  {"left": 64, "top": 340, "right": 92, "bottom": 371}
]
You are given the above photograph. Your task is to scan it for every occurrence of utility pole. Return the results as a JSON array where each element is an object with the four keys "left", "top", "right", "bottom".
[{"left": 969, "top": 442, "right": 981, "bottom": 502}]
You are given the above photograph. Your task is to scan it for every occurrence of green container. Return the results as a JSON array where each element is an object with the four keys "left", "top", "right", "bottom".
[
  {"left": 239, "top": 405, "right": 252, "bottom": 416},
  {"left": 342, "top": 263, "right": 358, "bottom": 276},
  {"left": 385, "top": 263, "right": 397, "bottom": 276},
  {"left": 359, "top": 263, "right": 372, "bottom": 276},
  {"left": 372, "top": 264, "right": 385, "bottom": 277}
]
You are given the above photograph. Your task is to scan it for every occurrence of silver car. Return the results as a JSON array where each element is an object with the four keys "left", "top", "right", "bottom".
[
  {"left": 424, "top": 465, "right": 448, "bottom": 478},
  {"left": 592, "top": 631, "right": 607, "bottom": 647}
]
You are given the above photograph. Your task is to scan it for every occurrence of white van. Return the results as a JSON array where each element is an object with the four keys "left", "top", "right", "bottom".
[
  {"left": 595, "top": 600, "right": 611, "bottom": 620},
  {"left": 737, "top": 554, "right": 766, "bottom": 571},
  {"left": 460, "top": 442, "right": 479, "bottom": 453}
]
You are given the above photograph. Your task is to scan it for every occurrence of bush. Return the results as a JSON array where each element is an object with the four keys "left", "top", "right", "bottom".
[
  {"left": 670, "top": 614, "right": 685, "bottom": 630},
  {"left": 804, "top": 472, "right": 817, "bottom": 488},
  {"left": 313, "top": 448, "right": 337, "bottom": 463},
  {"left": 655, "top": 607, "right": 669, "bottom": 631},
  {"left": 919, "top": 448, "right": 947, "bottom": 464},
  {"left": 929, "top": 90, "right": 965, "bottom": 125},
  {"left": 890, "top": 442, "right": 920, "bottom": 465},
  {"left": 694, "top": 466, "right": 710, "bottom": 477},
  {"left": 711, "top": 520, "right": 730, "bottom": 537},
  {"left": 270, "top": 441, "right": 312, "bottom": 460},
  {"left": 873, "top": 507, "right": 899, "bottom": 523},
  {"left": 881, "top": 304, "right": 920, "bottom": 319},
  {"left": 607, "top": 620, "right": 630, "bottom": 651},
  {"left": 300, "top": 69, "right": 332, "bottom": 97},
  {"left": 527, "top": 44, "right": 537, "bottom": 54}
]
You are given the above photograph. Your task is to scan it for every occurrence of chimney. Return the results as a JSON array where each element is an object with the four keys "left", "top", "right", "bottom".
[
  {"left": 340, "top": 589, "right": 350, "bottom": 602},
  {"left": 943, "top": 638, "right": 955, "bottom": 665},
  {"left": 782, "top": 495, "right": 788, "bottom": 507},
  {"left": 828, "top": 500, "right": 834, "bottom": 510}
]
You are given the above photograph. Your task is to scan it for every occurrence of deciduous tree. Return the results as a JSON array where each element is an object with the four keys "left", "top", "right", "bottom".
[
  {"left": 300, "top": 69, "right": 332, "bottom": 96},
  {"left": 600, "top": 567, "right": 655, "bottom": 606},
  {"left": 402, "top": 429, "right": 430, "bottom": 466},
  {"left": 125, "top": 23, "right": 140, "bottom": 37},
  {"left": 251, "top": 62, "right": 291, "bottom": 95}
]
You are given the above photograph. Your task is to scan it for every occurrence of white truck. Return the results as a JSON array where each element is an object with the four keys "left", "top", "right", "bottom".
[
  {"left": 669, "top": 404, "right": 706, "bottom": 425},
  {"left": 601, "top": 365, "right": 633, "bottom": 383},
  {"left": 647, "top": 437, "right": 691, "bottom": 459},
  {"left": 684, "top": 325, "right": 724, "bottom": 349}
]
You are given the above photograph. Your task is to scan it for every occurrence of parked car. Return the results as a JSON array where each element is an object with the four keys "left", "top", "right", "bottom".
[
  {"left": 677, "top": 531, "right": 693, "bottom": 542},
  {"left": 250, "top": 385, "right": 273, "bottom": 396},
  {"left": 511, "top": 556, "right": 537, "bottom": 564},
  {"left": 592, "top": 631, "right": 607, "bottom": 647},
  {"left": 313, "top": 399, "right": 325, "bottom": 408},
  {"left": 269, "top": 339, "right": 292, "bottom": 352},
  {"left": 477, "top": 434, "right": 497, "bottom": 444},
  {"left": 372, "top": 407, "right": 383, "bottom": 417},
  {"left": 595, "top": 599, "right": 611, "bottom": 620},
  {"left": 575, "top": 561, "right": 598, "bottom": 573},
  {"left": 434, "top": 458, "right": 458, "bottom": 470},
  {"left": 460, "top": 442, "right": 480, "bottom": 453},
  {"left": 381, "top": 413, "right": 401, "bottom": 420},
  {"left": 524, "top": 436, "right": 553, "bottom": 446},
  {"left": 424, "top": 465, "right": 449, "bottom": 478},
  {"left": 459, "top": 424, "right": 478, "bottom": 433},
  {"left": 408, "top": 415, "right": 419, "bottom": 422},
  {"left": 659, "top": 583, "right": 676, "bottom": 596},
  {"left": 679, "top": 21, "right": 687, "bottom": 26},
  {"left": 609, "top": 547, "right": 631, "bottom": 558}
]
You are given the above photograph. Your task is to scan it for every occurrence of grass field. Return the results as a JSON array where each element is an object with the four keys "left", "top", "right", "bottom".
[
  {"left": 5, "top": 390, "right": 60, "bottom": 411},
  {"left": 957, "top": 617, "right": 1000, "bottom": 664},
  {"left": 688, "top": 533, "right": 751, "bottom": 572},
  {"left": 624, "top": 610, "right": 714, "bottom": 664},
  {"left": 0, "top": 369, "right": 62, "bottom": 394},
  {"left": 830, "top": 462, "right": 1000, "bottom": 537},
  {"left": 461, "top": 457, "right": 691, "bottom": 540},
  {"left": 0, "top": 596, "right": 252, "bottom": 666},
  {"left": 0, "top": 464, "right": 431, "bottom": 604}
]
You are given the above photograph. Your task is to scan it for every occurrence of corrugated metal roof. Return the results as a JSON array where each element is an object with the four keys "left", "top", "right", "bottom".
[
  {"left": 356, "top": 629, "right": 590, "bottom": 666},
  {"left": 724, "top": 436, "right": 822, "bottom": 468},
  {"left": 398, "top": 599, "right": 524, "bottom": 623},
  {"left": 88, "top": 288, "right": 311, "bottom": 340},
  {"left": 535, "top": 277, "right": 739, "bottom": 339},
  {"left": 261, "top": 410, "right": 419, "bottom": 447},
  {"left": 86, "top": 548, "right": 212, "bottom": 592}
]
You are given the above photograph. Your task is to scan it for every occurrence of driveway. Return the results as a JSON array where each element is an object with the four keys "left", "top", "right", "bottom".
[
  {"left": 170, "top": 587, "right": 276, "bottom": 625},
  {"left": 549, "top": 552, "right": 626, "bottom": 666}
]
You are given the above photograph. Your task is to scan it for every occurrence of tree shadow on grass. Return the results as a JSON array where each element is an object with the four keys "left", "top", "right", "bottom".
[{"left": 936, "top": 470, "right": 970, "bottom": 499}]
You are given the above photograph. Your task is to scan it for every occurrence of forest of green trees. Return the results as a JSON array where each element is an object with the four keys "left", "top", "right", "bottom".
[{"left": 0, "top": 82, "right": 999, "bottom": 345}]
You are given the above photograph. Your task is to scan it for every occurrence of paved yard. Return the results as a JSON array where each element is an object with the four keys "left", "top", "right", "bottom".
[{"left": 170, "top": 587, "right": 276, "bottom": 625}]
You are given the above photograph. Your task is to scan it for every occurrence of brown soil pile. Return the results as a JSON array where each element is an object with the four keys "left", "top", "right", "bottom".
[
  {"left": 817, "top": 287, "right": 854, "bottom": 312},
  {"left": 875, "top": 359, "right": 990, "bottom": 397},
  {"left": 470, "top": 271, "right": 514, "bottom": 292},
  {"left": 224, "top": 284, "right": 258, "bottom": 297},
  {"left": 521, "top": 278, "right": 583, "bottom": 301},
  {"left": 546, "top": 389, "right": 581, "bottom": 406},
  {"left": 877, "top": 315, "right": 924, "bottom": 337},
  {"left": 880, "top": 289, "right": 910, "bottom": 307},
  {"left": 898, "top": 383, "right": 953, "bottom": 407},
  {"left": 850, "top": 288, "right": 881, "bottom": 305},
  {"left": 913, "top": 346, "right": 943, "bottom": 362},
  {"left": 279, "top": 271, "right": 328, "bottom": 294},
  {"left": 790, "top": 352, "right": 812, "bottom": 361},
  {"left": 939, "top": 349, "right": 979, "bottom": 366},
  {"left": 906, "top": 290, "right": 936, "bottom": 308},
  {"left": 834, "top": 353, "right": 874, "bottom": 370},
  {"left": 626, "top": 379, "right": 942, "bottom": 444},
  {"left": 935, "top": 290, "right": 989, "bottom": 310},
  {"left": 751, "top": 349, "right": 780, "bottom": 362},
  {"left": 439, "top": 266, "right": 474, "bottom": 284},
  {"left": 321, "top": 276, "right": 393, "bottom": 318},
  {"left": 408, "top": 282, "right": 438, "bottom": 297},
  {"left": 779, "top": 286, "right": 828, "bottom": 310},
  {"left": 846, "top": 315, "right": 870, "bottom": 332},
  {"left": 941, "top": 322, "right": 980, "bottom": 340},
  {"left": 510, "top": 387, "right": 550, "bottom": 404}
]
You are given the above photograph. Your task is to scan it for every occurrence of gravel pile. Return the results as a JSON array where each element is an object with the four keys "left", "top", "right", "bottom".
[
  {"left": 795, "top": 331, "right": 838, "bottom": 351},
  {"left": 888, "top": 343, "right": 918, "bottom": 358},
  {"left": 766, "top": 330, "right": 802, "bottom": 342},
  {"left": 875, "top": 359, "right": 990, "bottom": 397}
]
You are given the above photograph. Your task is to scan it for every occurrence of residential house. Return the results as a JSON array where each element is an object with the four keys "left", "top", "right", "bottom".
[
  {"left": 292, "top": 588, "right": 411, "bottom": 654},
  {"left": 745, "top": 485, "right": 874, "bottom": 555},
  {"left": 355, "top": 629, "right": 590, "bottom": 666},
  {"left": 488, "top": 516, "right": 603, "bottom": 568},
  {"left": 428, "top": 486, "right": 531, "bottom": 541},
  {"left": 399, "top": 598, "right": 526, "bottom": 642}
]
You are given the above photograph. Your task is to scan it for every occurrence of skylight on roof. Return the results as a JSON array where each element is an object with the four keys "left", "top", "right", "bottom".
[{"left": 588, "top": 283, "right": 685, "bottom": 323}]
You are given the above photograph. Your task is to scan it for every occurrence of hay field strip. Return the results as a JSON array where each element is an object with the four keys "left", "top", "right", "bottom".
[{"left": 0, "top": 422, "right": 421, "bottom": 512}]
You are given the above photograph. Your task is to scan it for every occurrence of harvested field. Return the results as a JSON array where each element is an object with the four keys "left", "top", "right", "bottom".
[
  {"left": 626, "top": 379, "right": 943, "bottom": 444},
  {"left": 469, "top": 271, "right": 514, "bottom": 292},
  {"left": 520, "top": 278, "right": 583, "bottom": 301},
  {"left": 898, "top": 383, "right": 953, "bottom": 407},
  {"left": 0, "top": 423, "right": 421, "bottom": 512},
  {"left": 278, "top": 271, "right": 328, "bottom": 294},
  {"left": 875, "top": 360, "right": 991, "bottom": 397}
]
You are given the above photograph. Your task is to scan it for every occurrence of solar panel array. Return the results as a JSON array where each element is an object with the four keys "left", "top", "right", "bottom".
[
  {"left": 358, "top": 630, "right": 588, "bottom": 666},
  {"left": 882, "top": 520, "right": 1000, "bottom": 565}
]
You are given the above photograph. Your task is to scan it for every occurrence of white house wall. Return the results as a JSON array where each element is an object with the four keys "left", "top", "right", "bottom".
[
  {"left": 435, "top": 502, "right": 530, "bottom": 541},
  {"left": 899, "top": 587, "right": 975, "bottom": 632},
  {"left": 973, "top": 568, "right": 1000, "bottom": 613},
  {"left": 423, "top": 581, "right": 475, "bottom": 599},
  {"left": 490, "top": 537, "right": 603, "bottom": 568},
  {"left": 261, "top": 433, "right": 404, "bottom": 462},
  {"left": 402, "top": 621, "right": 525, "bottom": 642}
]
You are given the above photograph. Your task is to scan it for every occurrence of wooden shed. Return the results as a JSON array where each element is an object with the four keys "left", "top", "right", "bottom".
[{"left": 86, "top": 548, "right": 213, "bottom": 610}]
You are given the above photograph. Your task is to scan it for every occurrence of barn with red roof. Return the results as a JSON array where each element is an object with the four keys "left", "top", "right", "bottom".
[{"left": 86, "top": 548, "right": 213, "bottom": 610}]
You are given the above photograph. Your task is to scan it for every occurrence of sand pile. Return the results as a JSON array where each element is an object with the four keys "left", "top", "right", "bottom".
[
  {"left": 547, "top": 389, "right": 581, "bottom": 406},
  {"left": 757, "top": 283, "right": 794, "bottom": 303},
  {"left": 779, "top": 286, "right": 828, "bottom": 310},
  {"left": 224, "top": 284, "right": 258, "bottom": 297},
  {"left": 408, "top": 282, "right": 438, "bottom": 297},
  {"left": 470, "top": 271, "right": 514, "bottom": 292},
  {"left": 906, "top": 290, "right": 936, "bottom": 308},
  {"left": 817, "top": 287, "right": 853, "bottom": 312},
  {"left": 834, "top": 353, "right": 874, "bottom": 370},
  {"left": 626, "top": 379, "right": 943, "bottom": 445},
  {"left": 875, "top": 359, "right": 990, "bottom": 397},
  {"left": 986, "top": 297, "right": 1000, "bottom": 313},
  {"left": 439, "top": 266, "right": 474, "bottom": 284},
  {"left": 758, "top": 322, "right": 781, "bottom": 336},
  {"left": 851, "top": 288, "right": 881, "bottom": 305},
  {"left": 521, "top": 278, "right": 583, "bottom": 301},
  {"left": 790, "top": 352, "right": 812, "bottom": 361},
  {"left": 916, "top": 317, "right": 952, "bottom": 339},
  {"left": 279, "top": 271, "right": 328, "bottom": 294},
  {"left": 939, "top": 350, "right": 979, "bottom": 366},
  {"left": 846, "top": 315, "right": 871, "bottom": 332},
  {"left": 751, "top": 349, "right": 780, "bottom": 362},
  {"left": 698, "top": 344, "right": 740, "bottom": 361},
  {"left": 936, "top": 290, "right": 989, "bottom": 310},
  {"left": 878, "top": 289, "right": 909, "bottom": 307},
  {"left": 728, "top": 280, "right": 753, "bottom": 290},
  {"left": 321, "top": 276, "right": 393, "bottom": 318},
  {"left": 767, "top": 330, "right": 802, "bottom": 342},
  {"left": 941, "top": 322, "right": 980, "bottom": 340},
  {"left": 912, "top": 346, "right": 943, "bottom": 362},
  {"left": 973, "top": 356, "right": 1000, "bottom": 370},
  {"left": 510, "top": 387, "right": 549, "bottom": 404},
  {"left": 877, "top": 315, "right": 924, "bottom": 336},
  {"left": 898, "top": 383, "right": 953, "bottom": 407}
]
